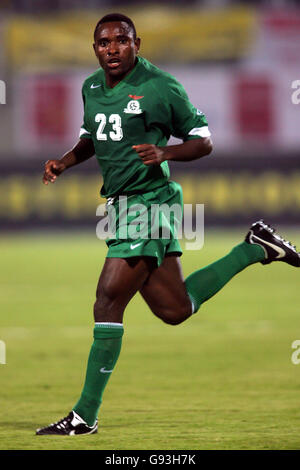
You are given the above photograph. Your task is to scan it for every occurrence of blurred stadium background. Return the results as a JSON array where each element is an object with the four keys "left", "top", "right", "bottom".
[{"left": 0, "top": 0, "right": 299, "bottom": 230}]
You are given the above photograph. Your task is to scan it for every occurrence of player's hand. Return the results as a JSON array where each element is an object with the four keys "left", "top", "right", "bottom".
[
  {"left": 132, "top": 144, "right": 167, "bottom": 166},
  {"left": 43, "top": 160, "right": 66, "bottom": 185}
]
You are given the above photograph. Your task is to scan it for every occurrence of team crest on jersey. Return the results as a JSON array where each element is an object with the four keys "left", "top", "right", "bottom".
[{"left": 124, "top": 99, "right": 142, "bottom": 114}]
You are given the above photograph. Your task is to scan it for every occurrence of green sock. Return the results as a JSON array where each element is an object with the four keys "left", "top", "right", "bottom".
[
  {"left": 73, "top": 323, "right": 124, "bottom": 426},
  {"left": 185, "top": 241, "right": 265, "bottom": 313}
]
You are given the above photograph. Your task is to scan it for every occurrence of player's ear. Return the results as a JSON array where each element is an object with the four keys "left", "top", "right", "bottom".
[{"left": 135, "top": 37, "right": 141, "bottom": 54}]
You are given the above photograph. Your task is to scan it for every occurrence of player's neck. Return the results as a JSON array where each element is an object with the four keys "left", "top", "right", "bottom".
[
  {"left": 105, "top": 75, "right": 124, "bottom": 89},
  {"left": 105, "top": 58, "right": 138, "bottom": 89}
]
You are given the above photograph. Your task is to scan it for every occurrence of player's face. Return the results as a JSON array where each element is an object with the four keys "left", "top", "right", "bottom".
[{"left": 93, "top": 21, "right": 140, "bottom": 85}]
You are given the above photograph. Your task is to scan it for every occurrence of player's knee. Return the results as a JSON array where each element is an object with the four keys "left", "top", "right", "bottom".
[
  {"left": 162, "top": 314, "right": 188, "bottom": 326},
  {"left": 163, "top": 316, "right": 184, "bottom": 326},
  {"left": 93, "top": 282, "right": 125, "bottom": 321},
  {"left": 156, "top": 304, "right": 191, "bottom": 326},
  {"left": 93, "top": 286, "right": 113, "bottom": 319},
  {"left": 93, "top": 297, "right": 106, "bottom": 320}
]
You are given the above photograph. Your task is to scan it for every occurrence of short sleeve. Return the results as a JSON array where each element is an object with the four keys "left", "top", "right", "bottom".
[
  {"left": 79, "top": 86, "right": 93, "bottom": 139},
  {"left": 167, "top": 79, "right": 211, "bottom": 141}
]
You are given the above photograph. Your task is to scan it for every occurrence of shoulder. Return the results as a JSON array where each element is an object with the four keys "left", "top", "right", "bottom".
[
  {"left": 138, "top": 57, "right": 184, "bottom": 94},
  {"left": 81, "top": 68, "right": 104, "bottom": 94}
]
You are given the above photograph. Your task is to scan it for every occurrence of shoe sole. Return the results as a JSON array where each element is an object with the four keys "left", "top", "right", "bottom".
[{"left": 36, "top": 427, "right": 98, "bottom": 436}]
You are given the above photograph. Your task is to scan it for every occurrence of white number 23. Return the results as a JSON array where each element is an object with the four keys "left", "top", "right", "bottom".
[{"left": 95, "top": 113, "right": 123, "bottom": 141}]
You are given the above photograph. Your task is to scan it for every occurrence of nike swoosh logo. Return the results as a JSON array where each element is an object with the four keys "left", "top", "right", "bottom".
[
  {"left": 100, "top": 367, "right": 113, "bottom": 373},
  {"left": 250, "top": 232, "right": 286, "bottom": 259},
  {"left": 130, "top": 242, "right": 142, "bottom": 250},
  {"left": 91, "top": 83, "right": 101, "bottom": 89}
]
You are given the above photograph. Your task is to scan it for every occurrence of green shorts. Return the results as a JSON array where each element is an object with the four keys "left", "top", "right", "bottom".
[{"left": 105, "top": 181, "right": 183, "bottom": 266}]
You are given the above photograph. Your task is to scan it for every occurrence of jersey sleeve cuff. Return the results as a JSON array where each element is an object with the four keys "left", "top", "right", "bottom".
[
  {"left": 187, "top": 126, "right": 211, "bottom": 138},
  {"left": 79, "top": 127, "right": 92, "bottom": 139}
]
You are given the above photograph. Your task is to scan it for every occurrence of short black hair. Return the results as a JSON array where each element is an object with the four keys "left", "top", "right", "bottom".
[{"left": 94, "top": 13, "right": 137, "bottom": 40}]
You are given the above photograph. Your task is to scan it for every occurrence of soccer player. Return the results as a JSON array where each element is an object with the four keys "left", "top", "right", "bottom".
[{"left": 36, "top": 13, "right": 300, "bottom": 436}]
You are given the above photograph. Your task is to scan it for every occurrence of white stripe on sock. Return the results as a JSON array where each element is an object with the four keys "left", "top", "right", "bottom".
[{"left": 95, "top": 322, "right": 123, "bottom": 327}]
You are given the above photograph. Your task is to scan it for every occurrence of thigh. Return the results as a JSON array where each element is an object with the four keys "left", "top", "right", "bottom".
[
  {"left": 139, "top": 254, "right": 192, "bottom": 324},
  {"left": 94, "top": 256, "right": 156, "bottom": 323}
]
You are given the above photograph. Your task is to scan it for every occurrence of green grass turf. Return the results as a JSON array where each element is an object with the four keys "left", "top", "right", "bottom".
[{"left": 0, "top": 229, "right": 300, "bottom": 450}]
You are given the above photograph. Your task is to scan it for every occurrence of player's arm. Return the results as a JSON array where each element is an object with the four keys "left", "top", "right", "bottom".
[
  {"left": 133, "top": 137, "right": 212, "bottom": 166},
  {"left": 43, "top": 138, "right": 95, "bottom": 185},
  {"left": 134, "top": 77, "right": 214, "bottom": 165}
]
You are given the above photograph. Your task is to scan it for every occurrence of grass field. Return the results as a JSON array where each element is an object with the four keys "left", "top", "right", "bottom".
[{"left": 0, "top": 229, "right": 300, "bottom": 450}]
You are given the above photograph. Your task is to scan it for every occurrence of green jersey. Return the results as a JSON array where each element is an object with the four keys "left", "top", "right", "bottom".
[{"left": 79, "top": 56, "right": 210, "bottom": 198}]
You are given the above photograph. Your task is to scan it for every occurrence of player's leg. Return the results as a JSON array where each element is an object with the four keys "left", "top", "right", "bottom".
[
  {"left": 37, "top": 256, "right": 155, "bottom": 435},
  {"left": 141, "top": 240, "right": 265, "bottom": 324},
  {"left": 93, "top": 256, "right": 156, "bottom": 323},
  {"left": 141, "top": 221, "right": 300, "bottom": 322},
  {"left": 186, "top": 221, "right": 300, "bottom": 313},
  {"left": 140, "top": 254, "right": 193, "bottom": 325},
  {"left": 72, "top": 257, "right": 155, "bottom": 428}
]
